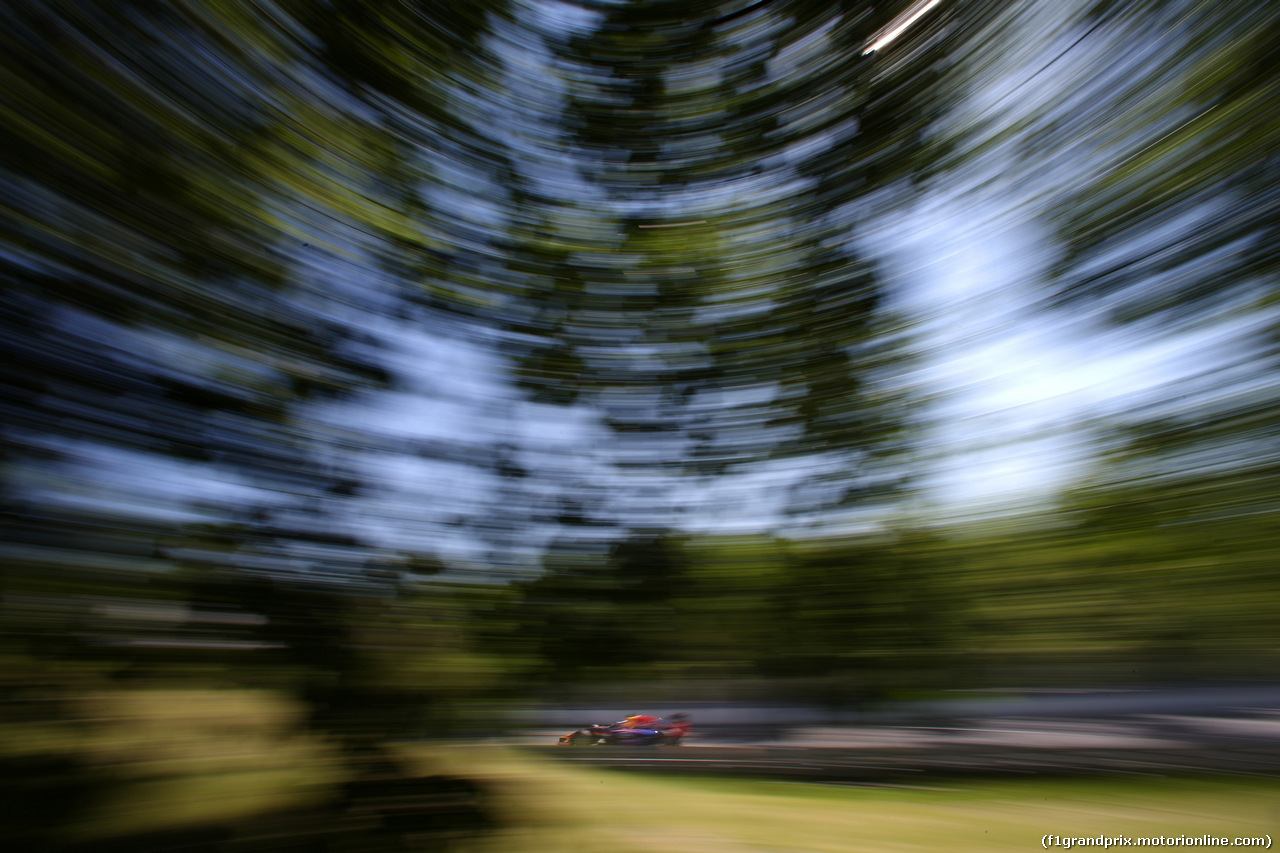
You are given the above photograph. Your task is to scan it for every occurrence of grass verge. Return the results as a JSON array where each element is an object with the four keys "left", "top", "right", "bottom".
[{"left": 417, "top": 746, "right": 1280, "bottom": 853}]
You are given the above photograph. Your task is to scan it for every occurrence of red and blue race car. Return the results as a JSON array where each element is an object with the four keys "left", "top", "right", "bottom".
[{"left": 558, "top": 713, "right": 691, "bottom": 746}]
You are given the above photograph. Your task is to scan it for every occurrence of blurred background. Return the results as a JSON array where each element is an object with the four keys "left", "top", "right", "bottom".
[{"left": 2, "top": 0, "right": 1278, "bottom": 849}]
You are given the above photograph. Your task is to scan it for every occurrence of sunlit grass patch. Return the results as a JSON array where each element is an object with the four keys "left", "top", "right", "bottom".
[
  {"left": 423, "top": 747, "right": 1280, "bottom": 853},
  {"left": 50, "top": 687, "right": 342, "bottom": 842}
]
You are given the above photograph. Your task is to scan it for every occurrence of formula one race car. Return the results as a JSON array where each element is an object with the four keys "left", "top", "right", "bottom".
[{"left": 558, "top": 713, "right": 691, "bottom": 746}]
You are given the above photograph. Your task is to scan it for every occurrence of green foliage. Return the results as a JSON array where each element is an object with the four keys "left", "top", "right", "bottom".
[
  {"left": 0, "top": 554, "right": 507, "bottom": 850},
  {"left": 493, "top": 528, "right": 964, "bottom": 700},
  {"left": 499, "top": 0, "right": 947, "bottom": 498},
  {"left": 1044, "top": 0, "right": 1280, "bottom": 324}
]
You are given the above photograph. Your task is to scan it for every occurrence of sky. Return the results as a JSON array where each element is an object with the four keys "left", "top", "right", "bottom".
[{"left": 861, "top": 0, "right": 1272, "bottom": 517}]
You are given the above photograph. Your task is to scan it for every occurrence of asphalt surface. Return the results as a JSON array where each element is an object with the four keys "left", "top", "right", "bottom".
[
  {"left": 530, "top": 741, "right": 1280, "bottom": 782},
  {"left": 516, "top": 699, "right": 1280, "bottom": 781}
]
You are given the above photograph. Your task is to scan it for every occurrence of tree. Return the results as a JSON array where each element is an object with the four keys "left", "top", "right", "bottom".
[
  {"left": 501, "top": 531, "right": 690, "bottom": 681},
  {"left": 1038, "top": 0, "right": 1280, "bottom": 326},
  {"left": 501, "top": 0, "right": 959, "bottom": 526}
]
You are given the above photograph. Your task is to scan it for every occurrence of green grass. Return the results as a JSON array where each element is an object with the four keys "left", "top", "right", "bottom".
[
  {"left": 12, "top": 685, "right": 1276, "bottom": 853},
  {"left": 422, "top": 747, "right": 1280, "bottom": 853}
]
